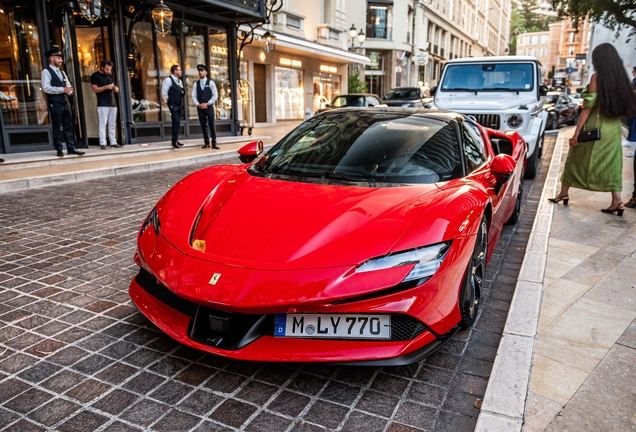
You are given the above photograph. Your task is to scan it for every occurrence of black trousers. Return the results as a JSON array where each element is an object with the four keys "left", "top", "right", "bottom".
[
  {"left": 49, "top": 100, "right": 77, "bottom": 152},
  {"left": 169, "top": 104, "right": 182, "bottom": 144},
  {"left": 197, "top": 106, "right": 217, "bottom": 144}
]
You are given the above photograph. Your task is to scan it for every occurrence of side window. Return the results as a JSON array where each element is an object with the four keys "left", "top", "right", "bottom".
[
  {"left": 367, "top": 97, "right": 380, "bottom": 106},
  {"left": 462, "top": 121, "right": 487, "bottom": 172}
]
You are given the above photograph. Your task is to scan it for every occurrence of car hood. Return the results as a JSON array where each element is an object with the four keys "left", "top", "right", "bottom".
[
  {"left": 384, "top": 99, "right": 420, "bottom": 106},
  {"left": 161, "top": 169, "right": 444, "bottom": 270},
  {"left": 434, "top": 93, "right": 538, "bottom": 111}
]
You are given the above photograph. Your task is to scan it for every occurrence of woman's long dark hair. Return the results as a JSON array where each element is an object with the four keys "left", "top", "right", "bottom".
[{"left": 592, "top": 43, "right": 636, "bottom": 118}]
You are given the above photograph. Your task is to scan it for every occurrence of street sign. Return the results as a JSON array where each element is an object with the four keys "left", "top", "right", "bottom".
[
  {"left": 575, "top": 53, "right": 586, "bottom": 60},
  {"left": 565, "top": 67, "right": 574, "bottom": 74},
  {"left": 415, "top": 52, "right": 429, "bottom": 66}
]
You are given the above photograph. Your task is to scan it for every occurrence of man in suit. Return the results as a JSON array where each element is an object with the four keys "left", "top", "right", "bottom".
[
  {"left": 41, "top": 47, "right": 85, "bottom": 157},
  {"left": 161, "top": 64, "right": 185, "bottom": 149},
  {"left": 191, "top": 64, "right": 219, "bottom": 149}
]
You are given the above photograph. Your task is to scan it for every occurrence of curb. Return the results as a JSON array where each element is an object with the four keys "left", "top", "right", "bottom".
[
  {"left": 0, "top": 148, "right": 248, "bottom": 194},
  {"left": 475, "top": 129, "right": 566, "bottom": 431}
]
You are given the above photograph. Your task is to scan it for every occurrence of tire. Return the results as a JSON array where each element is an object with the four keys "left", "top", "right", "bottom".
[
  {"left": 524, "top": 142, "right": 539, "bottom": 179},
  {"left": 505, "top": 178, "right": 523, "bottom": 225},
  {"left": 567, "top": 112, "right": 578, "bottom": 126},
  {"left": 537, "top": 131, "right": 544, "bottom": 159},
  {"left": 459, "top": 216, "right": 488, "bottom": 329},
  {"left": 550, "top": 114, "right": 558, "bottom": 130}
]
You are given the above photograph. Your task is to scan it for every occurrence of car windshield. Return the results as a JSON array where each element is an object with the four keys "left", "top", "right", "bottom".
[
  {"left": 545, "top": 94, "right": 559, "bottom": 104},
  {"left": 332, "top": 96, "right": 365, "bottom": 107},
  {"left": 441, "top": 63, "right": 534, "bottom": 92},
  {"left": 250, "top": 111, "right": 463, "bottom": 185},
  {"left": 384, "top": 88, "right": 420, "bottom": 100}
]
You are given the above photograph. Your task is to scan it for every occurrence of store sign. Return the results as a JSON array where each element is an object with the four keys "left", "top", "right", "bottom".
[
  {"left": 320, "top": 65, "right": 338, "bottom": 73},
  {"left": 280, "top": 58, "right": 302, "bottom": 68},
  {"left": 415, "top": 52, "right": 429, "bottom": 66}
]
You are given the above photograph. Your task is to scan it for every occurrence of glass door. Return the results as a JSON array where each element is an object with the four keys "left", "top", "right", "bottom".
[{"left": 75, "top": 23, "right": 114, "bottom": 145}]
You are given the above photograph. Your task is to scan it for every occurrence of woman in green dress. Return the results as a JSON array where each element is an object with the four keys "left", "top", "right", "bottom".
[{"left": 549, "top": 43, "right": 636, "bottom": 215}]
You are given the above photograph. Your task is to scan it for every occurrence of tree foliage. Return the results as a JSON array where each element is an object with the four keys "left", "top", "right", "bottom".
[
  {"left": 509, "top": 8, "right": 527, "bottom": 55},
  {"left": 551, "top": 0, "right": 636, "bottom": 38},
  {"left": 348, "top": 73, "right": 368, "bottom": 93}
]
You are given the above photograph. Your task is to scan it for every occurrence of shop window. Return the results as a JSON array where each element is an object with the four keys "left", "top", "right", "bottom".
[
  {"left": 0, "top": 6, "right": 48, "bottom": 126},
  {"left": 209, "top": 30, "right": 231, "bottom": 120},
  {"left": 366, "top": 2, "right": 393, "bottom": 39},
  {"left": 313, "top": 72, "right": 340, "bottom": 112},
  {"left": 275, "top": 67, "right": 304, "bottom": 120},
  {"left": 129, "top": 21, "right": 160, "bottom": 122}
]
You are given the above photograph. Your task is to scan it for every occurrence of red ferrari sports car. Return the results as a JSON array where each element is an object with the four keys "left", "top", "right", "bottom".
[{"left": 129, "top": 108, "right": 526, "bottom": 366}]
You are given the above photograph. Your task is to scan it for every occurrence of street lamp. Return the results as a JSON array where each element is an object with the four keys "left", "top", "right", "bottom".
[
  {"left": 262, "top": 31, "right": 276, "bottom": 54},
  {"left": 78, "top": 0, "right": 102, "bottom": 24},
  {"left": 152, "top": 0, "right": 173, "bottom": 36},
  {"left": 348, "top": 24, "right": 365, "bottom": 51}
]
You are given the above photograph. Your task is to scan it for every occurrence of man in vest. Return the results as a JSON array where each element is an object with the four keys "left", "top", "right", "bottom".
[
  {"left": 161, "top": 64, "right": 185, "bottom": 149},
  {"left": 41, "top": 47, "right": 85, "bottom": 157},
  {"left": 191, "top": 64, "right": 219, "bottom": 149}
]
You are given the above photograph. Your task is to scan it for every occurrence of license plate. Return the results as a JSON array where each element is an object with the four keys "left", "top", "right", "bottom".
[{"left": 274, "top": 314, "right": 391, "bottom": 339}]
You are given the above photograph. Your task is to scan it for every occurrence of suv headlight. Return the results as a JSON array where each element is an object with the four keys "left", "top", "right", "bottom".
[
  {"left": 356, "top": 242, "right": 451, "bottom": 283},
  {"left": 507, "top": 114, "right": 523, "bottom": 128}
]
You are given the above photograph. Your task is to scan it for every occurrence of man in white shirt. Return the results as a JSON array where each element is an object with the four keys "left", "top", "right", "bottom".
[
  {"left": 191, "top": 64, "right": 219, "bottom": 149},
  {"left": 42, "top": 47, "right": 85, "bottom": 157},
  {"left": 161, "top": 64, "right": 185, "bottom": 149}
]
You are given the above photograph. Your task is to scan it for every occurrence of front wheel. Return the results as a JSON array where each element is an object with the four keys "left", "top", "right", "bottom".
[
  {"left": 524, "top": 143, "right": 539, "bottom": 179},
  {"left": 549, "top": 113, "right": 558, "bottom": 130},
  {"left": 505, "top": 178, "right": 523, "bottom": 225},
  {"left": 459, "top": 216, "right": 488, "bottom": 329}
]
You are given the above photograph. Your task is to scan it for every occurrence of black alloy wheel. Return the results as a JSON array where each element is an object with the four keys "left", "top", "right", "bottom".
[
  {"left": 550, "top": 113, "right": 558, "bottom": 130},
  {"left": 459, "top": 216, "right": 488, "bottom": 329}
]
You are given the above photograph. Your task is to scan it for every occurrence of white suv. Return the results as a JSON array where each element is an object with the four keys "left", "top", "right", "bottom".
[{"left": 431, "top": 56, "right": 548, "bottom": 179}]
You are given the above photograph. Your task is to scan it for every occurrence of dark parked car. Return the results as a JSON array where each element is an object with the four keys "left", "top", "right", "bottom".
[
  {"left": 383, "top": 87, "right": 433, "bottom": 107},
  {"left": 316, "top": 93, "right": 385, "bottom": 113},
  {"left": 543, "top": 91, "right": 578, "bottom": 130}
]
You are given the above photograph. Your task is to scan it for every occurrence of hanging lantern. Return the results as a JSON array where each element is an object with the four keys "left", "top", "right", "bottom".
[
  {"left": 263, "top": 31, "right": 276, "bottom": 54},
  {"left": 152, "top": 0, "right": 173, "bottom": 37},
  {"left": 78, "top": 0, "right": 102, "bottom": 24}
]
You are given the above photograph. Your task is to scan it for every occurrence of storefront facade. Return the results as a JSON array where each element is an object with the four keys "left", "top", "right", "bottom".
[
  {"left": 239, "top": 31, "right": 368, "bottom": 125},
  {"left": 0, "top": 0, "right": 264, "bottom": 154}
]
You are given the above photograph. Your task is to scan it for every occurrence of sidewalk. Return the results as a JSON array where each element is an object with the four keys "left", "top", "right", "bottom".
[
  {"left": 0, "top": 122, "right": 300, "bottom": 193},
  {"left": 476, "top": 127, "right": 636, "bottom": 431}
]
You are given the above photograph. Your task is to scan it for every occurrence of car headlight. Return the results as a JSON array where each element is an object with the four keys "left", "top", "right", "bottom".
[
  {"left": 356, "top": 242, "right": 451, "bottom": 283},
  {"left": 507, "top": 114, "right": 523, "bottom": 128},
  {"left": 140, "top": 207, "right": 160, "bottom": 237}
]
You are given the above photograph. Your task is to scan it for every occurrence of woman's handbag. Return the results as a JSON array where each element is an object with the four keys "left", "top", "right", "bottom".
[{"left": 578, "top": 110, "right": 601, "bottom": 142}]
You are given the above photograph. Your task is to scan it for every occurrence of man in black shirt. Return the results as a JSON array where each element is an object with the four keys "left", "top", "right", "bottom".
[
  {"left": 191, "top": 64, "right": 219, "bottom": 149},
  {"left": 91, "top": 60, "right": 120, "bottom": 150}
]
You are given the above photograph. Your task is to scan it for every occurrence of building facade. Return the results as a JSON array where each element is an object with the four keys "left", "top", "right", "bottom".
[
  {"left": 548, "top": 19, "right": 591, "bottom": 85},
  {"left": 347, "top": 0, "right": 512, "bottom": 98},
  {"left": 0, "top": 0, "right": 268, "bottom": 155},
  {"left": 516, "top": 31, "right": 550, "bottom": 78}
]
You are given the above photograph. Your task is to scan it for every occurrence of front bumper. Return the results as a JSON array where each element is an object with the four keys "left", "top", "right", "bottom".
[{"left": 129, "top": 266, "right": 457, "bottom": 365}]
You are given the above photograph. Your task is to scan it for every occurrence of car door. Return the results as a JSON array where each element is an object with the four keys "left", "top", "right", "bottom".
[{"left": 462, "top": 121, "right": 509, "bottom": 242}]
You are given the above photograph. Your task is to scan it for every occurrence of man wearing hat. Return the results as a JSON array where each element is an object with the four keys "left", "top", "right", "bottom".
[
  {"left": 42, "top": 47, "right": 84, "bottom": 156},
  {"left": 161, "top": 64, "right": 185, "bottom": 149},
  {"left": 191, "top": 64, "right": 219, "bottom": 149}
]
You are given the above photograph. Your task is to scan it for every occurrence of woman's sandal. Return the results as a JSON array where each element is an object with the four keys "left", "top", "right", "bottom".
[
  {"left": 548, "top": 194, "right": 569, "bottom": 205},
  {"left": 601, "top": 203, "right": 624, "bottom": 216}
]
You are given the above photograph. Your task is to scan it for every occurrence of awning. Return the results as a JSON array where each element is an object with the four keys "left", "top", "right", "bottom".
[{"left": 243, "top": 27, "right": 370, "bottom": 66}]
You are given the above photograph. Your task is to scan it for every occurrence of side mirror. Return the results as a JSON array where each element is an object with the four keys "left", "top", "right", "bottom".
[
  {"left": 539, "top": 85, "right": 548, "bottom": 96},
  {"left": 490, "top": 153, "right": 516, "bottom": 184},
  {"left": 237, "top": 140, "right": 264, "bottom": 164},
  {"left": 325, "top": 103, "right": 331, "bottom": 108},
  {"left": 430, "top": 86, "right": 437, "bottom": 96}
]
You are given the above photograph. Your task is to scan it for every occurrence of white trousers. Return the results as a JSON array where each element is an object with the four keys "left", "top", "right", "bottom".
[{"left": 98, "top": 106, "right": 118, "bottom": 145}]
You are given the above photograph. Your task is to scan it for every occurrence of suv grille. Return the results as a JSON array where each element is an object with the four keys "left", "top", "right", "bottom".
[{"left": 468, "top": 114, "right": 500, "bottom": 130}]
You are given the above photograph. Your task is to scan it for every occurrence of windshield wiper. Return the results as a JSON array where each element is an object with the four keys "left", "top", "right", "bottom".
[
  {"left": 488, "top": 87, "right": 520, "bottom": 95},
  {"left": 322, "top": 171, "right": 375, "bottom": 182},
  {"left": 444, "top": 88, "right": 478, "bottom": 95}
]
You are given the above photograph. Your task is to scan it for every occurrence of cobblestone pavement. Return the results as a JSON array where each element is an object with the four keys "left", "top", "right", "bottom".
[{"left": 0, "top": 135, "right": 555, "bottom": 432}]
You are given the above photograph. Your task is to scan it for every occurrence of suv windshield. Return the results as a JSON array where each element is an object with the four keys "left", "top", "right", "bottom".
[
  {"left": 441, "top": 63, "right": 534, "bottom": 92},
  {"left": 384, "top": 88, "right": 421, "bottom": 100},
  {"left": 250, "top": 111, "right": 462, "bottom": 185}
]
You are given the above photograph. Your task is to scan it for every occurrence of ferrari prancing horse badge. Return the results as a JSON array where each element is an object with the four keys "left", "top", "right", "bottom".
[{"left": 209, "top": 273, "right": 221, "bottom": 285}]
